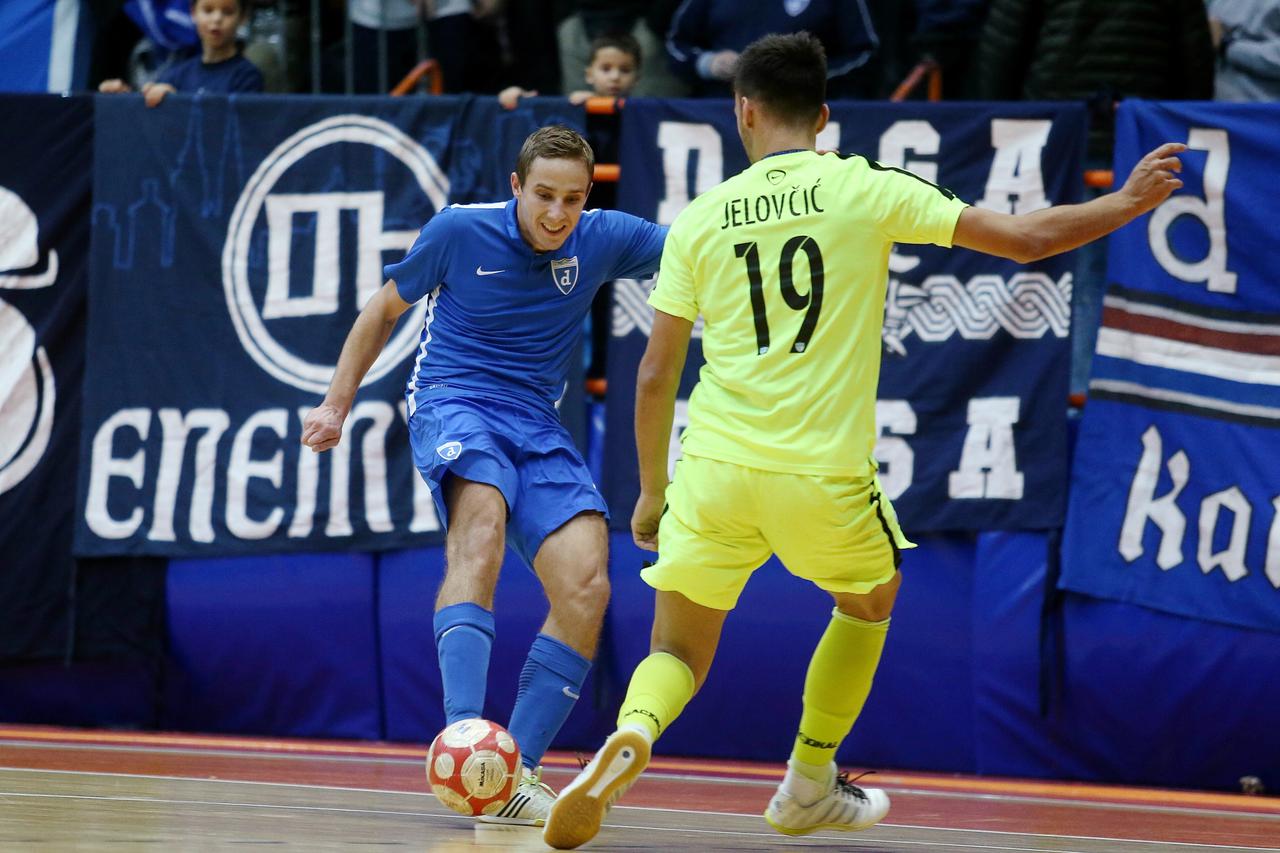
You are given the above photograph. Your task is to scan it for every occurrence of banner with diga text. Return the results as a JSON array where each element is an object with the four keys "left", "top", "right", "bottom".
[
  {"left": 1061, "top": 101, "right": 1280, "bottom": 633},
  {"left": 76, "top": 94, "right": 585, "bottom": 557},
  {"left": 607, "top": 101, "right": 1086, "bottom": 532}
]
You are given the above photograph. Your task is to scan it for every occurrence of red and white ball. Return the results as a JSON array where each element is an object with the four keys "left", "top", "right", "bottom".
[{"left": 426, "top": 718, "right": 521, "bottom": 816}]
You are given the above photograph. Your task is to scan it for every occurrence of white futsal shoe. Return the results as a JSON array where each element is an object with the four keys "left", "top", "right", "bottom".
[
  {"left": 476, "top": 766, "right": 556, "bottom": 826},
  {"left": 763, "top": 765, "right": 890, "bottom": 836},
  {"left": 543, "top": 728, "right": 650, "bottom": 849}
]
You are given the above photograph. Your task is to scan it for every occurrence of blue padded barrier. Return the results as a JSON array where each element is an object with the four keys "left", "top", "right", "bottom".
[
  {"left": 163, "top": 553, "right": 381, "bottom": 739},
  {"left": 377, "top": 546, "right": 616, "bottom": 751},
  {"left": 606, "top": 532, "right": 979, "bottom": 771}
]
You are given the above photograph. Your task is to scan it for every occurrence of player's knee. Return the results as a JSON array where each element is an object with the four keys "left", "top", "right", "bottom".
[{"left": 551, "top": 569, "right": 610, "bottom": 625}]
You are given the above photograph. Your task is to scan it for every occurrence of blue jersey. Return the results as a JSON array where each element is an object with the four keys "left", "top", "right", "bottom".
[{"left": 386, "top": 198, "right": 667, "bottom": 411}]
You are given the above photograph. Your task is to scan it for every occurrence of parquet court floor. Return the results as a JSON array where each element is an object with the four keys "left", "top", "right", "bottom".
[{"left": 1, "top": 725, "right": 1277, "bottom": 851}]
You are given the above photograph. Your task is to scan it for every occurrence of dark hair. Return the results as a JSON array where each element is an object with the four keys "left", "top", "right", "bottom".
[
  {"left": 515, "top": 125, "right": 596, "bottom": 184},
  {"left": 733, "top": 32, "right": 827, "bottom": 126},
  {"left": 588, "top": 33, "right": 642, "bottom": 68},
  {"left": 190, "top": 0, "right": 245, "bottom": 13}
]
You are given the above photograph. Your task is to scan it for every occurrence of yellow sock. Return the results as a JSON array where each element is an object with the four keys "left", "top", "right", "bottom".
[
  {"left": 791, "top": 609, "right": 890, "bottom": 767},
  {"left": 616, "top": 652, "right": 695, "bottom": 743}
]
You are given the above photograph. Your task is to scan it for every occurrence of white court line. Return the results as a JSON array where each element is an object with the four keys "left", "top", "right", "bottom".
[
  {"left": 5, "top": 740, "right": 1275, "bottom": 824},
  {"left": 1, "top": 770, "right": 1276, "bottom": 853},
  {"left": 0, "top": 791, "right": 1274, "bottom": 853}
]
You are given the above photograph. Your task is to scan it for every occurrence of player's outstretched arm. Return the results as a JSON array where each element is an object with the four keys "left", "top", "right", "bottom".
[
  {"left": 952, "top": 142, "right": 1187, "bottom": 263},
  {"left": 633, "top": 310, "right": 694, "bottom": 550},
  {"left": 301, "top": 280, "right": 413, "bottom": 452}
]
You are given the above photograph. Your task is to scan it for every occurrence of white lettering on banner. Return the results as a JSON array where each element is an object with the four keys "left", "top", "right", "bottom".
[
  {"left": 0, "top": 186, "right": 59, "bottom": 498},
  {"left": 1198, "top": 486, "right": 1251, "bottom": 582},
  {"left": 977, "top": 119, "right": 1051, "bottom": 214},
  {"left": 1269, "top": 498, "right": 1280, "bottom": 590},
  {"left": 815, "top": 122, "right": 841, "bottom": 156},
  {"left": 226, "top": 408, "right": 289, "bottom": 540},
  {"left": 949, "top": 397, "right": 1024, "bottom": 499},
  {"left": 83, "top": 403, "right": 441, "bottom": 547},
  {"left": 1117, "top": 425, "right": 1280, "bottom": 585},
  {"left": 263, "top": 192, "right": 392, "bottom": 319},
  {"left": 149, "top": 408, "right": 230, "bottom": 543},
  {"left": 399, "top": 400, "right": 442, "bottom": 533},
  {"left": 1148, "top": 128, "right": 1237, "bottom": 294},
  {"left": 325, "top": 401, "right": 395, "bottom": 537},
  {"left": 290, "top": 405, "right": 321, "bottom": 538},
  {"left": 878, "top": 120, "right": 939, "bottom": 183},
  {"left": 85, "top": 408, "right": 151, "bottom": 539},
  {"left": 874, "top": 400, "right": 917, "bottom": 500},
  {"left": 224, "top": 115, "right": 444, "bottom": 393},
  {"left": 668, "top": 398, "right": 690, "bottom": 478},
  {"left": 656, "top": 122, "right": 723, "bottom": 225},
  {"left": 1119, "top": 425, "right": 1188, "bottom": 569}
]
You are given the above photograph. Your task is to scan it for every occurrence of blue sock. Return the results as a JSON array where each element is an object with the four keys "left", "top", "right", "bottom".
[
  {"left": 507, "top": 633, "right": 591, "bottom": 770},
  {"left": 433, "top": 603, "right": 495, "bottom": 725}
]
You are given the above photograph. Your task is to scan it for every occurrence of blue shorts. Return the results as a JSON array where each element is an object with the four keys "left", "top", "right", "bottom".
[{"left": 407, "top": 392, "right": 608, "bottom": 567}]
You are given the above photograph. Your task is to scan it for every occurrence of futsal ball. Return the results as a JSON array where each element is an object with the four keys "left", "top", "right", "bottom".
[{"left": 426, "top": 718, "right": 521, "bottom": 816}]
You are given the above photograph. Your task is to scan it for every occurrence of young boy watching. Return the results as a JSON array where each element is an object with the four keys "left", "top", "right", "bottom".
[
  {"left": 99, "top": 0, "right": 263, "bottom": 107},
  {"left": 499, "top": 33, "right": 641, "bottom": 109}
]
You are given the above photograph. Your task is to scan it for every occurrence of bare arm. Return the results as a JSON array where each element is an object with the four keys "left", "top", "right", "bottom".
[
  {"left": 632, "top": 310, "right": 694, "bottom": 550},
  {"left": 301, "top": 280, "right": 413, "bottom": 452},
  {"left": 953, "top": 142, "right": 1187, "bottom": 264}
]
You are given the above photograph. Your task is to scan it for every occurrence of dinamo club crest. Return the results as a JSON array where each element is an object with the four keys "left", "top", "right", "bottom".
[{"left": 550, "top": 256, "right": 579, "bottom": 295}]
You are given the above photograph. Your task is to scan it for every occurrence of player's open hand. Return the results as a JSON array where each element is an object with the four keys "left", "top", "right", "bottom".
[
  {"left": 301, "top": 402, "right": 345, "bottom": 452},
  {"left": 632, "top": 490, "right": 665, "bottom": 551},
  {"left": 1119, "top": 142, "right": 1186, "bottom": 216}
]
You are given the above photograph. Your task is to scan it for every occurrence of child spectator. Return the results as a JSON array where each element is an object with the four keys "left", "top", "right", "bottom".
[
  {"left": 499, "top": 33, "right": 641, "bottom": 110},
  {"left": 99, "top": 0, "right": 263, "bottom": 106}
]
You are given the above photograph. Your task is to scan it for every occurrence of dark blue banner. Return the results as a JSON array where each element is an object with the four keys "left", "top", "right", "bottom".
[
  {"left": 606, "top": 100, "right": 1086, "bottom": 532},
  {"left": 1061, "top": 101, "right": 1280, "bottom": 633},
  {"left": 0, "top": 94, "right": 91, "bottom": 656},
  {"left": 76, "top": 94, "right": 586, "bottom": 557}
]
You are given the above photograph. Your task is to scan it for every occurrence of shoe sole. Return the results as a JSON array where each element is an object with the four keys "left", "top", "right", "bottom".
[
  {"left": 762, "top": 801, "right": 889, "bottom": 836},
  {"left": 543, "top": 731, "right": 650, "bottom": 850}
]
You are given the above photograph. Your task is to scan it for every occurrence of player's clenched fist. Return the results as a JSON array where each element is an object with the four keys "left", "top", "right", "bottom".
[
  {"left": 1119, "top": 142, "right": 1187, "bottom": 215},
  {"left": 301, "top": 402, "right": 345, "bottom": 452}
]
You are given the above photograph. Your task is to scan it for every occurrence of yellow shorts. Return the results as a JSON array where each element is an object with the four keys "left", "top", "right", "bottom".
[{"left": 640, "top": 454, "right": 914, "bottom": 611}]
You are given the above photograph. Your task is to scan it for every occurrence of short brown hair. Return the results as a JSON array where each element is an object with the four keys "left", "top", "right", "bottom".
[
  {"left": 588, "top": 33, "right": 642, "bottom": 68},
  {"left": 515, "top": 125, "right": 595, "bottom": 185}
]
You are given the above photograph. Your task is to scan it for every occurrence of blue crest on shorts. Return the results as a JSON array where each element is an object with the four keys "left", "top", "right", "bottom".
[{"left": 550, "top": 256, "right": 579, "bottom": 295}]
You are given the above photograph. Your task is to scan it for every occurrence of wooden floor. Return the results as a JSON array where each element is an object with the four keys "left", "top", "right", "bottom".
[{"left": 1, "top": 726, "right": 1277, "bottom": 851}]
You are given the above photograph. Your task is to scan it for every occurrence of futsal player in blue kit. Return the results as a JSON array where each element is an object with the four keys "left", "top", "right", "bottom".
[{"left": 302, "top": 126, "right": 665, "bottom": 824}]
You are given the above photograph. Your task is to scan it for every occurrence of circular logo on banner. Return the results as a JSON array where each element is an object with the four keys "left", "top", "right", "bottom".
[
  {"left": 223, "top": 115, "right": 450, "bottom": 393},
  {"left": 0, "top": 186, "right": 57, "bottom": 497}
]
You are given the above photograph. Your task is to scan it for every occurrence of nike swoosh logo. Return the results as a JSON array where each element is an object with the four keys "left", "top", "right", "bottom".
[
  {"left": 476, "top": 266, "right": 506, "bottom": 276},
  {"left": 562, "top": 686, "right": 580, "bottom": 700}
]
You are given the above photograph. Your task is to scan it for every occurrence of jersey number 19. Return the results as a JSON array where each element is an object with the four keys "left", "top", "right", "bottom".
[{"left": 734, "top": 236, "right": 824, "bottom": 356}]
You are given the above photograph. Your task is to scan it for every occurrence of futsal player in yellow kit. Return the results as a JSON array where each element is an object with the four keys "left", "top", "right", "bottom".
[{"left": 544, "top": 31, "right": 1187, "bottom": 850}]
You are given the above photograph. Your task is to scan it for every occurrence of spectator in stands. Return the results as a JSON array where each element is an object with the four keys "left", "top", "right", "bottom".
[
  {"left": 665, "top": 0, "right": 879, "bottom": 98},
  {"left": 99, "top": 0, "right": 263, "bottom": 105},
  {"left": 973, "top": 0, "right": 1214, "bottom": 159},
  {"left": 909, "top": 0, "right": 989, "bottom": 99},
  {"left": 1208, "top": 0, "right": 1280, "bottom": 101},
  {"left": 343, "top": 0, "right": 422, "bottom": 94},
  {"left": 973, "top": 0, "right": 1213, "bottom": 398},
  {"left": 557, "top": 0, "right": 688, "bottom": 97},
  {"left": 425, "top": 0, "right": 506, "bottom": 94},
  {"left": 500, "top": 32, "right": 641, "bottom": 109}
]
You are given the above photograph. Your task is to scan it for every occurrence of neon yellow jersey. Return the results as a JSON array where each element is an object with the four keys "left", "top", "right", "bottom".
[{"left": 649, "top": 149, "right": 968, "bottom": 476}]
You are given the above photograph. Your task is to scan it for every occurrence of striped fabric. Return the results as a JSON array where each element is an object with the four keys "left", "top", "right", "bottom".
[{"left": 1089, "top": 285, "right": 1280, "bottom": 427}]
